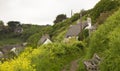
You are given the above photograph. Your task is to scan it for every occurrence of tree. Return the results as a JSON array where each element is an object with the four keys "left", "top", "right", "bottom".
[
  {"left": 0, "top": 20, "right": 4, "bottom": 31},
  {"left": 7, "top": 21, "right": 21, "bottom": 31},
  {"left": 53, "top": 14, "right": 67, "bottom": 24},
  {"left": 90, "top": 0, "right": 120, "bottom": 23},
  {"left": 0, "top": 20, "right": 4, "bottom": 26}
]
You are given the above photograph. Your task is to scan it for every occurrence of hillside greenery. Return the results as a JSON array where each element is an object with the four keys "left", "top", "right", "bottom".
[
  {"left": 0, "top": 0, "right": 120, "bottom": 71},
  {"left": 0, "top": 24, "right": 51, "bottom": 47},
  {"left": 0, "top": 41, "right": 85, "bottom": 71},
  {"left": 78, "top": 8, "right": 120, "bottom": 71},
  {"left": 1, "top": 0, "right": 119, "bottom": 47}
]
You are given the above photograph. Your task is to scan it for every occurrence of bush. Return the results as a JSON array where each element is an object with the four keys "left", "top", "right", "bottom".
[
  {"left": 89, "top": 8, "right": 120, "bottom": 56},
  {"left": 27, "top": 33, "right": 42, "bottom": 48},
  {"left": 90, "top": 0, "right": 120, "bottom": 23},
  {"left": 100, "top": 26, "right": 120, "bottom": 71},
  {"left": 54, "top": 14, "right": 67, "bottom": 24},
  {"left": 78, "top": 8, "right": 120, "bottom": 71},
  {"left": 70, "top": 13, "right": 80, "bottom": 22},
  {"left": 0, "top": 41, "right": 85, "bottom": 71}
]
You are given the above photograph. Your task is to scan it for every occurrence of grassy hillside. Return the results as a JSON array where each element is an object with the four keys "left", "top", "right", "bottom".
[
  {"left": 0, "top": 24, "right": 51, "bottom": 47},
  {"left": 78, "top": 8, "right": 120, "bottom": 71},
  {"left": 1, "top": 0, "right": 120, "bottom": 47},
  {"left": 0, "top": 41, "right": 85, "bottom": 71},
  {"left": 48, "top": 0, "right": 120, "bottom": 42},
  {"left": 50, "top": 13, "right": 80, "bottom": 42},
  {"left": 90, "top": 0, "right": 119, "bottom": 23},
  {"left": 1, "top": 0, "right": 120, "bottom": 71}
]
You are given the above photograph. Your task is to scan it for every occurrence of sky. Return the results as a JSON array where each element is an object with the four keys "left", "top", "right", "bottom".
[{"left": 0, "top": 0, "right": 100, "bottom": 25}]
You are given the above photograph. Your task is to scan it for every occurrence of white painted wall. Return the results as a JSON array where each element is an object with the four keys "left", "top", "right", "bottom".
[
  {"left": 43, "top": 39, "right": 52, "bottom": 45},
  {"left": 10, "top": 47, "right": 18, "bottom": 55},
  {"left": 85, "top": 17, "right": 92, "bottom": 29},
  {"left": 0, "top": 51, "right": 3, "bottom": 58}
]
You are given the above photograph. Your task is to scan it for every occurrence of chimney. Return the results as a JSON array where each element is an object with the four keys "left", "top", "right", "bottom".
[
  {"left": 87, "top": 17, "right": 91, "bottom": 27},
  {"left": 87, "top": 17, "right": 92, "bottom": 37}
]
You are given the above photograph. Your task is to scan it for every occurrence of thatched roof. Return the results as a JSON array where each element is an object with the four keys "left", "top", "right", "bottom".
[
  {"left": 65, "top": 21, "right": 88, "bottom": 38},
  {"left": 0, "top": 44, "right": 24, "bottom": 54},
  {"left": 38, "top": 34, "right": 51, "bottom": 44}
]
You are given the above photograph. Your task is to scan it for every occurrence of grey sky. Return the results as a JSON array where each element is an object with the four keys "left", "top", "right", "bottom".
[{"left": 0, "top": 0, "right": 100, "bottom": 25}]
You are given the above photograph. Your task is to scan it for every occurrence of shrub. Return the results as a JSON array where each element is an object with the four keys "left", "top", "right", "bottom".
[
  {"left": 89, "top": 8, "right": 120, "bottom": 56},
  {"left": 27, "top": 33, "right": 42, "bottom": 48},
  {"left": 100, "top": 26, "right": 120, "bottom": 71},
  {"left": 78, "top": 8, "right": 120, "bottom": 71},
  {"left": 0, "top": 41, "right": 85, "bottom": 71}
]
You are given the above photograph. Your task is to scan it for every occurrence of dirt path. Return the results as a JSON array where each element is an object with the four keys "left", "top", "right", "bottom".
[
  {"left": 61, "top": 59, "right": 79, "bottom": 71},
  {"left": 70, "top": 60, "right": 79, "bottom": 71}
]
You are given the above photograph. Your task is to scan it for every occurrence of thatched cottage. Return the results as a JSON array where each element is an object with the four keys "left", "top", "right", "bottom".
[{"left": 38, "top": 34, "right": 52, "bottom": 45}]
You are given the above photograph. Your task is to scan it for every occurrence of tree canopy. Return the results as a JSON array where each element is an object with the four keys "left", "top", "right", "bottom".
[
  {"left": 0, "top": 20, "right": 4, "bottom": 26},
  {"left": 7, "top": 21, "right": 21, "bottom": 31},
  {"left": 53, "top": 14, "right": 67, "bottom": 24}
]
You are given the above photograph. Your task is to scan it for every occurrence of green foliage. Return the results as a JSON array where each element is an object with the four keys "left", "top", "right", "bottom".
[
  {"left": 20, "top": 24, "right": 51, "bottom": 41},
  {"left": 0, "top": 38, "right": 23, "bottom": 47},
  {"left": 70, "top": 13, "right": 80, "bottom": 22},
  {"left": 0, "top": 24, "right": 51, "bottom": 47},
  {"left": 0, "top": 21, "right": 4, "bottom": 34},
  {"left": 89, "top": 8, "right": 120, "bottom": 56},
  {"left": 54, "top": 14, "right": 67, "bottom": 24},
  {"left": 50, "top": 0, "right": 120, "bottom": 43},
  {"left": 7, "top": 21, "right": 21, "bottom": 32},
  {"left": 27, "top": 32, "right": 42, "bottom": 48},
  {"left": 82, "top": 29, "right": 89, "bottom": 39},
  {"left": 26, "top": 25, "right": 52, "bottom": 47},
  {"left": 50, "top": 17, "right": 77, "bottom": 42},
  {"left": 53, "top": 30, "right": 67, "bottom": 42},
  {"left": 50, "top": 19, "right": 71, "bottom": 40},
  {"left": 100, "top": 26, "right": 120, "bottom": 71},
  {"left": 78, "top": 8, "right": 120, "bottom": 71},
  {"left": 0, "top": 50, "right": 35, "bottom": 71},
  {"left": 1, "top": 1, "right": 120, "bottom": 71},
  {"left": 20, "top": 25, "right": 42, "bottom": 41},
  {"left": 0, "top": 31, "right": 24, "bottom": 47},
  {"left": 0, "top": 20, "right": 4, "bottom": 26},
  {"left": 0, "top": 41, "right": 85, "bottom": 71},
  {"left": 90, "top": 0, "right": 120, "bottom": 23}
]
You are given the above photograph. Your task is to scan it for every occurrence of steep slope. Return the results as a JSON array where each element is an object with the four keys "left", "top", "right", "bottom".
[
  {"left": 49, "top": 0, "right": 120, "bottom": 42},
  {"left": 78, "top": 8, "right": 120, "bottom": 71},
  {"left": 50, "top": 13, "right": 80, "bottom": 42},
  {"left": 89, "top": 0, "right": 120, "bottom": 24},
  {"left": 0, "top": 41, "right": 85, "bottom": 71},
  {"left": 1, "top": 1, "right": 120, "bottom": 71},
  {"left": 0, "top": 24, "right": 51, "bottom": 47}
]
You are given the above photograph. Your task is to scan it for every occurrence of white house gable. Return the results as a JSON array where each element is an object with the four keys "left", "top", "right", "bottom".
[{"left": 43, "top": 39, "right": 52, "bottom": 45}]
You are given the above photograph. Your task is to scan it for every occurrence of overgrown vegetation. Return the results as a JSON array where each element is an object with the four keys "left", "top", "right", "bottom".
[
  {"left": 78, "top": 8, "right": 120, "bottom": 71},
  {"left": 89, "top": 0, "right": 120, "bottom": 23},
  {"left": 1, "top": 0, "right": 120, "bottom": 71},
  {"left": 0, "top": 23, "right": 51, "bottom": 47},
  {"left": 0, "top": 41, "right": 85, "bottom": 71}
]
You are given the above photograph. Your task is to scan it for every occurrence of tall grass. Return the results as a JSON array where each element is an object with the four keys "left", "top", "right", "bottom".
[
  {"left": 0, "top": 41, "right": 85, "bottom": 71},
  {"left": 0, "top": 38, "right": 23, "bottom": 47},
  {"left": 78, "top": 8, "right": 120, "bottom": 71}
]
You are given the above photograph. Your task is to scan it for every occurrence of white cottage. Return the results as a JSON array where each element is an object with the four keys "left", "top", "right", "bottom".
[
  {"left": 65, "top": 21, "right": 88, "bottom": 39},
  {"left": 0, "top": 51, "right": 3, "bottom": 58},
  {"left": 85, "top": 17, "right": 96, "bottom": 36},
  {"left": 38, "top": 34, "right": 52, "bottom": 45}
]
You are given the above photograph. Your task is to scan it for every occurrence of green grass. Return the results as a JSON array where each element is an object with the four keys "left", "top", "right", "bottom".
[
  {"left": 0, "top": 38, "right": 23, "bottom": 47},
  {"left": 78, "top": 8, "right": 120, "bottom": 71},
  {"left": 0, "top": 41, "right": 85, "bottom": 71}
]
